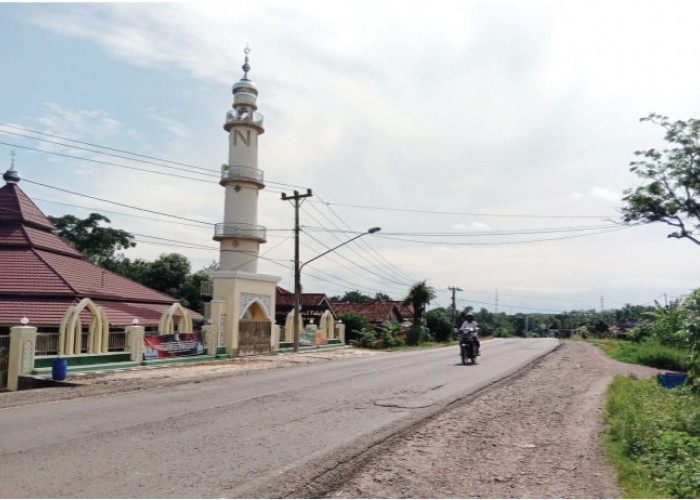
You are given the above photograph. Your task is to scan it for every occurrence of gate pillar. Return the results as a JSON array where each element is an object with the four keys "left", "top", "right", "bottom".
[{"left": 7, "top": 324, "right": 38, "bottom": 392}]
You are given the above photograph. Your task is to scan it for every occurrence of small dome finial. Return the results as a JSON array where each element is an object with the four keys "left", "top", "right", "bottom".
[
  {"left": 3, "top": 150, "right": 20, "bottom": 184},
  {"left": 241, "top": 44, "right": 251, "bottom": 80}
]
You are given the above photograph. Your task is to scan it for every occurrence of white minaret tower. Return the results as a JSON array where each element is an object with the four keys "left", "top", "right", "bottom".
[
  {"left": 214, "top": 46, "right": 266, "bottom": 272},
  {"left": 207, "top": 47, "right": 280, "bottom": 357}
]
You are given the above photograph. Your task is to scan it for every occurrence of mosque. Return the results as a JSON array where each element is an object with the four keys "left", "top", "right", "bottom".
[{"left": 0, "top": 49, "right": 342, "bottom": 390}]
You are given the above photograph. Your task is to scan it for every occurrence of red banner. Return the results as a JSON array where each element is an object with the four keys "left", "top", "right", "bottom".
[{"left": 143, "top": 333, "right": 204, "bottom": 360}]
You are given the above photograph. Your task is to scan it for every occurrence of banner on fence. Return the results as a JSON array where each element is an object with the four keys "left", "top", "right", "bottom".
[
  {"left": 143, "top": 333, "right": 204, "bottom": 360},
  {"left": 299, "top": 329, "right": 328, "bottom": 346}
]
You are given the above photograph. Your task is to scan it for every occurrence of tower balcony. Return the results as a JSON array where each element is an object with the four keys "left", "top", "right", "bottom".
[
  {"left": 224, "top": 109, "right": 264, "bottom": 132},
  {"left": 221, "top": 164, "right": 264, "bottom": 186},
  {"left": 214, "top": 223, "right": 267, "bottom": 243}
]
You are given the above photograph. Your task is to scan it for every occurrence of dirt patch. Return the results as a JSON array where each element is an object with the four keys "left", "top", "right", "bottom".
[{"left": 326, "top": 340, "right": 662, "bottom": 499}]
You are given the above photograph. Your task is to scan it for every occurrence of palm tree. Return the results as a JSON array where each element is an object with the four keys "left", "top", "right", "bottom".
[{"left": 403, "top": 280, "right": 436, "bottom": 325}]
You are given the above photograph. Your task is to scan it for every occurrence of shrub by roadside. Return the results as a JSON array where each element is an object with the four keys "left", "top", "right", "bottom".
[{"left": 603, "top": 375, "right": 700, "bottom": 498}]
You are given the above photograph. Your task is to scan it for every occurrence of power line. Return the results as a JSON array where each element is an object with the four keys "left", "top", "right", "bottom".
[
  {"left": 3, "top": 127, "right": 613, "bottom": 221},
  {"left": 23, "top": 178, "right": 215, "bottom": 226},
  {"left": 314, "top": 199, "right": 613, "bottom": 220},
  {"left": 1, "top": 141, "right": 216, "bottom": 184},
  {"left": 312, "top": 192, "right": 418, "bottom": 284}
]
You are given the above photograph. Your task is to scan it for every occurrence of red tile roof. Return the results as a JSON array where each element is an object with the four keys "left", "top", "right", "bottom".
[
  {"left": 275, "top": 287, "right": 330, "bottom": 307},
  {"left": 331, "top": 300, "right": 405, "bottom": 324},
  {"left": 0, "top": 178, "right": 201, "bottom": 327},
  {"left": 0, "top": 183, "right": 55, "bottom": 230},
  {"left": 0, "top": 298, "right": 187, "bottom": 328}
]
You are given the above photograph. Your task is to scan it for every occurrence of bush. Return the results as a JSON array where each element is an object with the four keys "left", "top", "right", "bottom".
[
  {"left": 604, "top": 376, "right": 700, "bottom": 498},
  {"left": 350, "top": 327, "right": 378, "bottom": 348},
  {"left": 600, "top": 339, "right": 691, "bottom": 372},
  {"left": 406, "top": 324, "right": 427, "bottom": 346},
  {"left": 426, "top": 309, "right": 453, "bottom": 342},
  {"left": 340, "top": 312, "right": 372, "bottom": 346}
]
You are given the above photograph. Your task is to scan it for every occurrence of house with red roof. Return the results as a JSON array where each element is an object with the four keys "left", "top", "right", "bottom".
[
  {"left": 0, "top": 166, "right": 201, "bottom": 336},
  {"left": 330, "top": 300, "right": 412, "bottom": 329},
  {"left": 275, "top": 286, "right": 337, "bottom": 327}
]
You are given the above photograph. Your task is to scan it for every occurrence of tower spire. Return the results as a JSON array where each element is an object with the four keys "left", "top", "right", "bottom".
[{"left": 241, "top": 44, "right": 251, "bottom": 80}]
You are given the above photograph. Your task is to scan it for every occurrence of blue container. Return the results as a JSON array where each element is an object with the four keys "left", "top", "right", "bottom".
[
  {"left": 657, "top": 372, "right": 687, "bottom": 389},
  {"left": 52, "top": 358, "right": 68, "bottom": 381}
]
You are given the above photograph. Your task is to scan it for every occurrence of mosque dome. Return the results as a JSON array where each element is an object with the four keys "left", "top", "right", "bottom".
[{"left": 3, "top": 167, "right": 20, "bottom": 184}]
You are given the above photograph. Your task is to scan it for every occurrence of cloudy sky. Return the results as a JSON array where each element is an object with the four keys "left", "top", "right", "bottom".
[{"left": 1, "top": 0, "right": 699, "bottom": 314}]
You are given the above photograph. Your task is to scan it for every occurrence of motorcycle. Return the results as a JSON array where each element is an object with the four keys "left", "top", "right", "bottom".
[{"left": 459, "top": 328, "right": 478, "bottom": 365}]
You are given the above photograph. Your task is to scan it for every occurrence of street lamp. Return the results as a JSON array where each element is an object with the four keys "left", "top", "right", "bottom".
[{"left": 292, "top": 226, "right": 381, "bottom": 353}]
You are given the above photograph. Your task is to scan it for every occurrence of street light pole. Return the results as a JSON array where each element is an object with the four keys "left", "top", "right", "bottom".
[{"left": 292, "top": 226, "right": 381, "bottom": 353}]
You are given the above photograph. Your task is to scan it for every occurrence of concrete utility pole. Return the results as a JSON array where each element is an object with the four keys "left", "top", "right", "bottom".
[
  {"left": 281, "top": 189, "right": 313, "bottom": 353},
  {"left": 448, "top": 286, "right": 462, "bottom": 338}
]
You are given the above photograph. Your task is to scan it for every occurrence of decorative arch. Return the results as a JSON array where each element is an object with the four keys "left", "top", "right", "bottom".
[
  {"left": 240, "top": 298, "right": 270, "bottom": 321},
  {"left": 59, "top": 298, "right": 109, "bottom": 355},
  {"left": 284, "top": 310, "right": 303, "bottom": 342},
  {"left": 159, "top": 303, "right": 193, "bottom": 334},
  {"left": 320, "top": 310, "right": 335, "bottom": 340}
]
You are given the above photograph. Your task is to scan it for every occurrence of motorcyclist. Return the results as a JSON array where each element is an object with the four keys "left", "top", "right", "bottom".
[{"left": 459, "top": 313, "right": 481, "bottom": 355}]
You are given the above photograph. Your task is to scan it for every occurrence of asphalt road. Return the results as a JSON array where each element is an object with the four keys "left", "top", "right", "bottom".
[{"left": 0, "top": 338, "right": 559, "bottom": 498}]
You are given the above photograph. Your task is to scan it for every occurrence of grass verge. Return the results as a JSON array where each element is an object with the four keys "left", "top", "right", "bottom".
[
  {"left": 602, "top": 375, "right": 700, "bottom": 498},
  {"left": 584, "top": 338, "right": 691, "bottom": 372}
]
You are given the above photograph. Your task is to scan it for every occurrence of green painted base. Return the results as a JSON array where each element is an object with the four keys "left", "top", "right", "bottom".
[
  {"left": 34, "top": 352, "right": 131, "bottom": 368},
  {"left": 275, "top": 342, "right": 347, "bottom": 354},
  {"left": 142, "top": 355, "right": 217, "bottom": 367}
]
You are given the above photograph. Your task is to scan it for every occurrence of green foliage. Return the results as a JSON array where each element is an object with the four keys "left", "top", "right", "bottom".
[
  {"left": 621, "top": 114, "right": 700, "bottom": 246},
  {"left": 406, "top": 324, "right": 428, "bottom": 346},
  {"left": 338, "top": 290, "right": 374, "bottom": 304},
  {"left": 49, "top": 213, "right": 136, "bottom": 264},
  {"left": 604, "top": 376, "right": 700, "bottom": 498},
  {"left": 338, "top": 312, "right": 372, "bottom": 346},
  {"left": 403, "top": 281, "right": 436, "bottom": 324},
  {"left": 350, "top": 327, "right": 378, "bottom": 348},
  {"left": 348, "top": 322, "right": 404, "bottom": 349},
  {"left": 103, "top": 253, "right": 211, "bottom": 314},
  {"left": 628, "top": 289, "right": 700, "bottom": 383},
  {"left": 617, "top": 342, "right": 691, "bottom": 372},
  {"left": 143, "top": 253, "right": 191, "bottom": 297},
  {"left": 379, "top": 321, "right": 404, "bottom": 348},
  {"left": 177, "top": 269, "right": 211, "bottom": 313},
  {"left": 426, "top": 308, "right": 453, "bottom": 342}
]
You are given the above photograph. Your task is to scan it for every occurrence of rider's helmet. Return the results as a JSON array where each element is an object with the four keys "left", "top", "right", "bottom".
[{"left": 466, "top": 313, "right": 474, "bottom": 321}]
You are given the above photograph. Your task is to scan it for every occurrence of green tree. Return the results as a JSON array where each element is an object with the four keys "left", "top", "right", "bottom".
[
  {"left": 403, "top": 280, "right": 436, "bottom": 325},
  {"left": 142, "top": 253, "right": 191, "bottom": 298},
  {"left": 49, "top": 213, "right": 136, "bottom": 264},
  {"left": 338, "top": 312, "right": 372, "bottom": 346},
  {"left": 177, "top": 269, "right": 211, "bottom": 314},
  {"left": 621, "top": 114, "right": 700, "bottom": 246},
  {"left": 339, "top": 290, "right": 374, "bottom": 304},
  {"left": 374, "top": 292, "right": 392, "bottom": 301},
  {"left": 426, "top": 308, "right": 453, "bottom": 342}
]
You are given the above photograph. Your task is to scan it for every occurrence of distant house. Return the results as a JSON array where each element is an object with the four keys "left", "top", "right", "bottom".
[{"left": 330, "top": 300, "right": 412, "bottom": 329}]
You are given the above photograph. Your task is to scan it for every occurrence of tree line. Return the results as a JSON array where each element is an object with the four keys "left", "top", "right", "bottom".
[{"left": 49, "top": 213, "right": 212, "bottom": 314}]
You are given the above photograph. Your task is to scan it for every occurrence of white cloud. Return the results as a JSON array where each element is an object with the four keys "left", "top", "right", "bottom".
[
  {"left": 590, "top": 187, "right": 620, "bottom": 201},
  {"left": 7, "top": 1, "right": 700, "bottom": 312}
]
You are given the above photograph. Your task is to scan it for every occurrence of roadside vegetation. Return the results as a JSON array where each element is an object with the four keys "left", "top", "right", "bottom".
[
  {"left": 583, "top": 289, "right": 700, "bottom": 499},
  {"left": 341, "top": 282, "right": 700, "bottom": 498}
]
